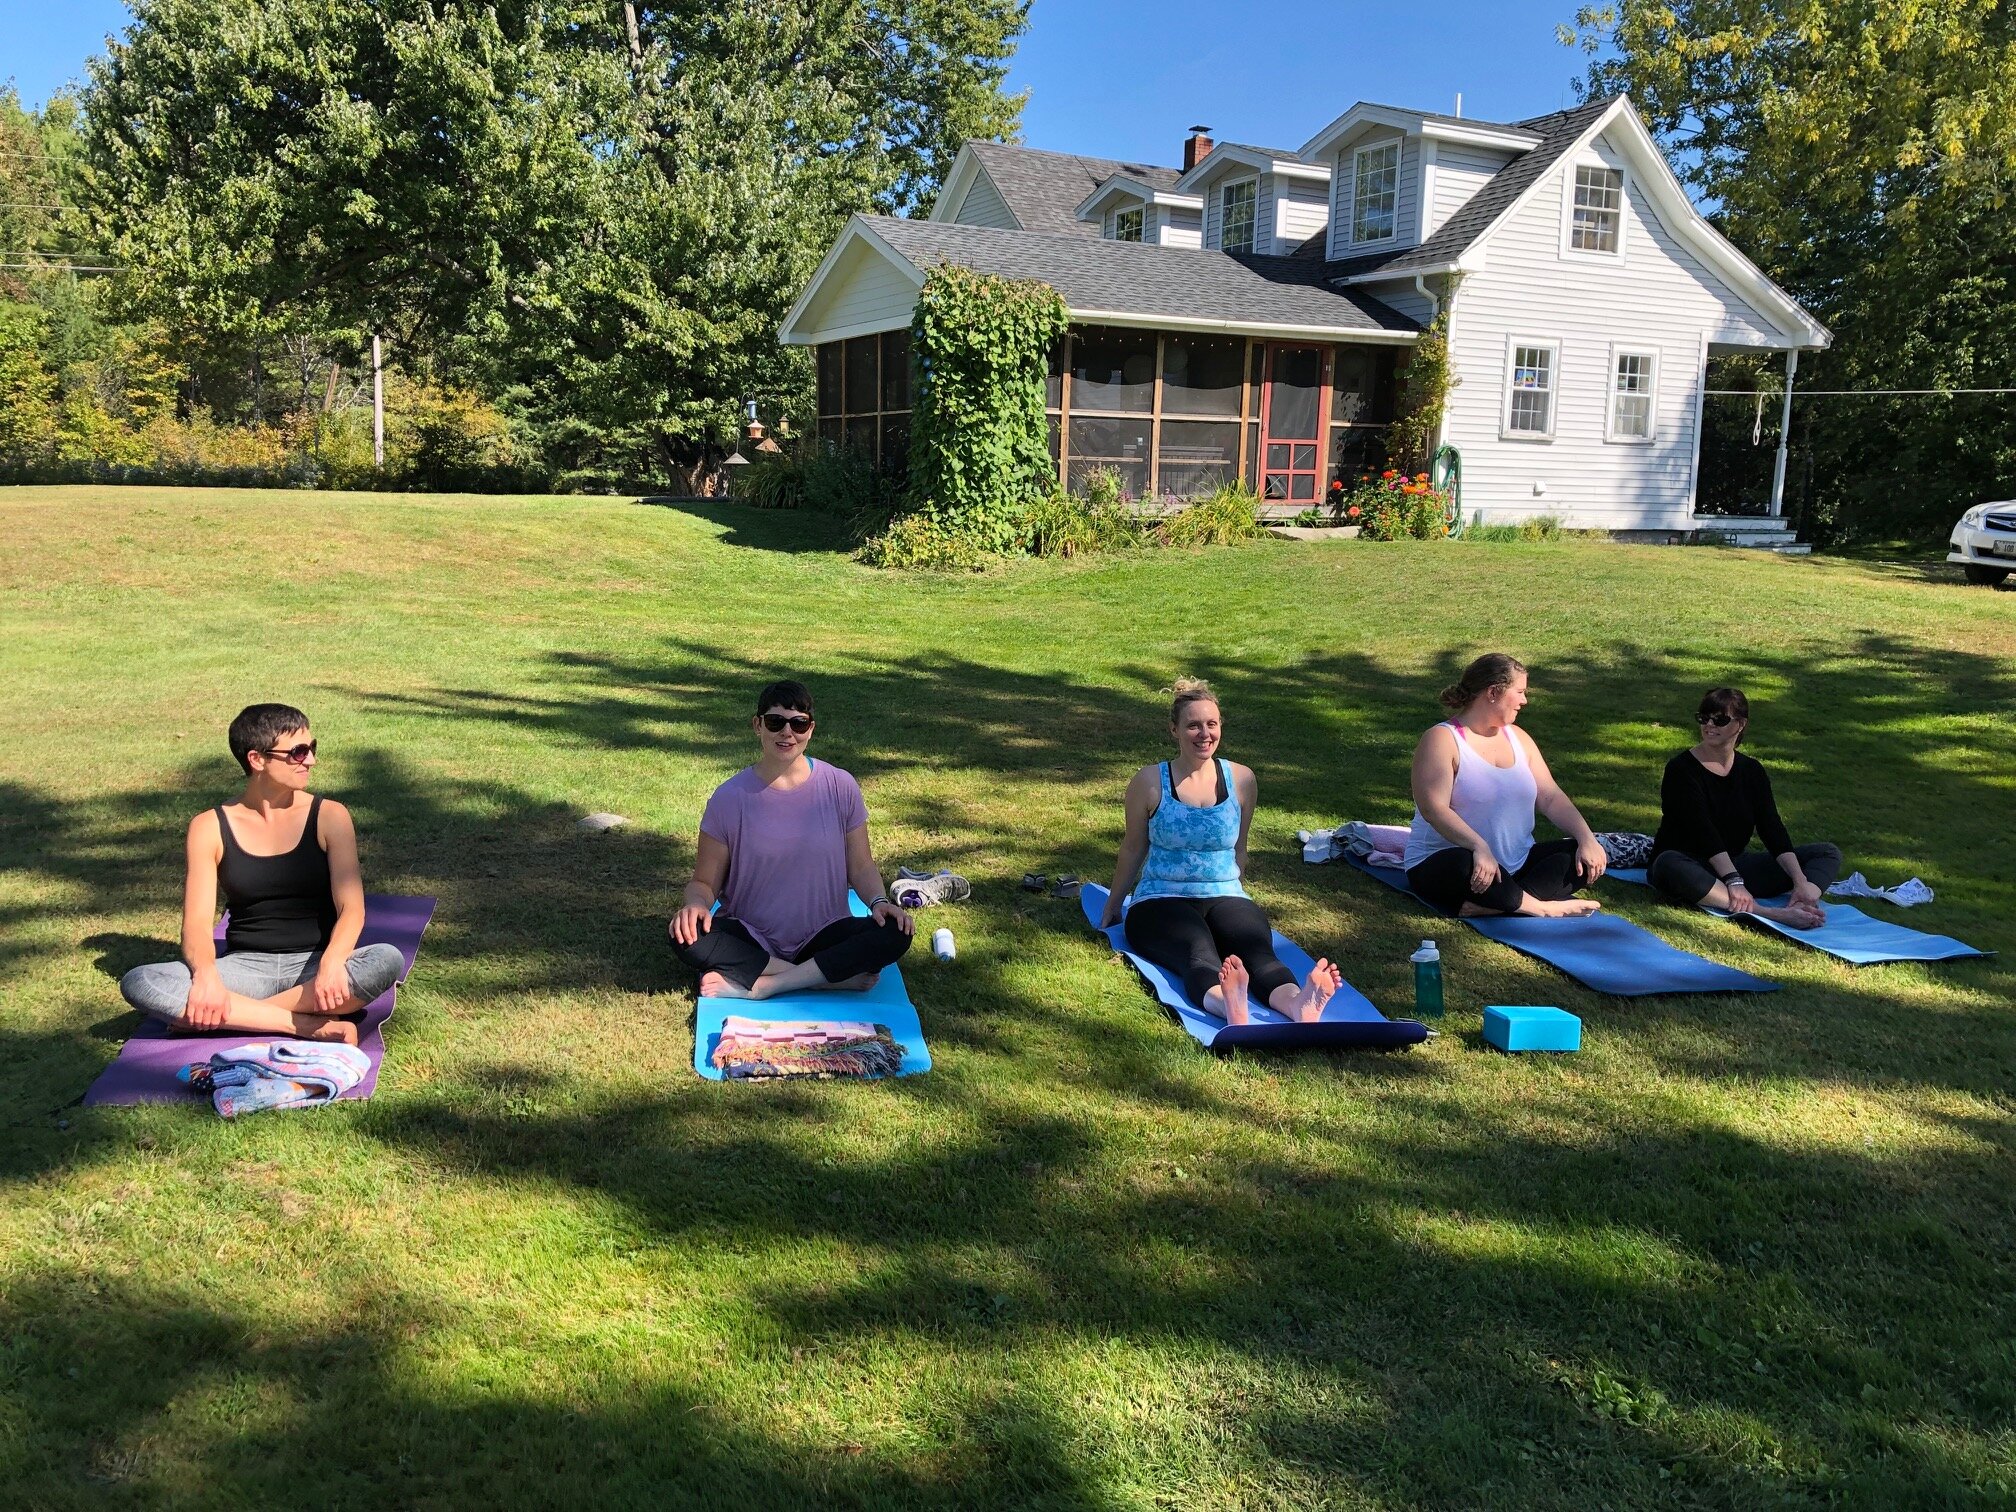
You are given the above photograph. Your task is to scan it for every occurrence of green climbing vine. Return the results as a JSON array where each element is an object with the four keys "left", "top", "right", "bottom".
[
  {"left": 1387, "top": 302, "right": 1458, "bottom": 474},
  {"left": 905, "top": 263, "right": 1069, "bottom": 552}
]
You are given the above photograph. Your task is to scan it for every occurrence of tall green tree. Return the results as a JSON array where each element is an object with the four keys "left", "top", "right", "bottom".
[
  {"left": 1567, "top": 0, "right": 2016, "bottom": 539},
  {"left": 79, "top": 0, "right": 1028, "bottom": 481}
]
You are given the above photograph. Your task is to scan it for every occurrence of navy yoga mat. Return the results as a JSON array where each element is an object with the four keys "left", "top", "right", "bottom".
[
  {"left": 84, "top": 893, "right": 436, "bottom": 1107},
  {"left": 1607, "top": 869, "right": 1991, "bottom": 965},
  {"left": 1081, "top": 885, "right": 1430, "bottom": 1052},
  {"left": 692, "top": 893, "right": 930, "bottom": 1080},
  {"left": 1341, "top": 856, "right": 1776, "bottom": 997}
]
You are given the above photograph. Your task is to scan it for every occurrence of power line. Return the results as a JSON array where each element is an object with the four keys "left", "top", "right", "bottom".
[{"left": 1704, "top": 387, "right": 2016, "bottom": 397}]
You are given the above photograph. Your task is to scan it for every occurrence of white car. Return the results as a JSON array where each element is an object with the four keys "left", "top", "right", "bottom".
[{"left": 1949, "top": 500, "right": 2016, "bottom": 585}]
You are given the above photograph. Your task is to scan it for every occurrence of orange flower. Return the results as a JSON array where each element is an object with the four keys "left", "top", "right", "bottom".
[
  {"left": 1346, "top": 504, "right": 1362, "bottom": 518},
  {"left": 1381, "top": 469, "right": 1397, "bottom": 479}
]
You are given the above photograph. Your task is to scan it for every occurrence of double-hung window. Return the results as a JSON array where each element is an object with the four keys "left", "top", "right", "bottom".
[
  {"left": 1570, "top": 165, "right": 1624, "bottom": 254},
  {"left": 1219, "top": 181, "right": 1256, "bottom": 254},
  {"left": 1112, "top": 206, "right": 1143, "bottom": 243},
  {"left": 1609, "top": 349, "right": 1657, "bottom": 441},
  {"left": 1504, "top": 340, "right": 1558, "bottom": 438},
  {"left": 1352, "top": 141, "right": 1399, "bottom": 243}
]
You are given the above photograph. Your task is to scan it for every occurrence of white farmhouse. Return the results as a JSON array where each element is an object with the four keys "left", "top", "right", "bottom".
[{"left": 780, "top": 96, "right": 1828, "bottom": 533}]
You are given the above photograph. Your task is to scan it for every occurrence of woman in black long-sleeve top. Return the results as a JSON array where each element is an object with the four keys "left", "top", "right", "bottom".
[{"left": 1647, "top": 687, "right": 1842, "bottom": 929}]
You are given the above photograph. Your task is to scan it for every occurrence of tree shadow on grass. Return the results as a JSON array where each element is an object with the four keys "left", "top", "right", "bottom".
[{"left": 636, "top": 497, "right": 861, "bottom": 556}]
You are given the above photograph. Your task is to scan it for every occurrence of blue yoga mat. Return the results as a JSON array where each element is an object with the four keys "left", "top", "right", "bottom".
[
  {"left": 1081, "top": 884, "right": 1429, "bottom": 1052},
  {"left": 1342, "top": 855, "right": 1777, "bottom": 997},
  {"left": 691, "top": 894, "right": 931, "bottom": 1081},
  {"left": 1607, "top": 869, "right": 1991, "bottom": 965}
]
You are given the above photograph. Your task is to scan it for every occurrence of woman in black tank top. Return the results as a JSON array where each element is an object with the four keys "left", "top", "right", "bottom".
[{"left": 117, "top": 703, "right": 403, "bottom": 1044}]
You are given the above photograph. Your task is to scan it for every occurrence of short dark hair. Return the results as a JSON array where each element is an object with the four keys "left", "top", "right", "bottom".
[
  {"left": 754, "top": 680, "right": 813, "bottom": 718},
  {"left": 229, "top": 703, "right": 311, "bottom": 774},
  {"left": 1699, "top": 686, "right": 1750, "bottom": 725}
]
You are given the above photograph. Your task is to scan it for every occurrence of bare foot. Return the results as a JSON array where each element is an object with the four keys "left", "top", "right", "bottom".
[
  {"left": 829, "top": 972, "right": 881, "bottom": 992},
  {"left": 1761, "top": 902, "right": 1825, "bottom": 930},
  {"left": 699, "top": 971, "right": 756, "bottom": 1000},
  {"left": 1288, "top": 958, "right": 1342, "bottom": 1023},
  {"left": 1218, "top": 955, "right": 1251, "bottom": 1025},
  {"left": 305, "top": 1018, "right": 360, "bottom": 1046},
  {"left": 1528, "top": 898, "right": 1602, "bottom": 918}
]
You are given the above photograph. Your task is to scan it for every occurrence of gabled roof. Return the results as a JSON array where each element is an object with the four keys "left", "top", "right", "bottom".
[
  {"left": 783, "top": 216, "right": 1420, "bottom": 344},
  {"left": 1075, "top": 173, "right": 1204, "bottom": 221},
  {"left": 1175, "top": 142, "right": 1330, "bottom": 192},
  {"left": 1325, "top": 94, "right": 1831, "bottom": 347},
  {"left": 939, "top": 142, "right": 1184, "bottom": 237},
  {"left": 1300, "top": 100, "right": 1545, "bottom": 159},
  {"left": 1325, "top": 97, "right": 1616, "bottom": 281}
]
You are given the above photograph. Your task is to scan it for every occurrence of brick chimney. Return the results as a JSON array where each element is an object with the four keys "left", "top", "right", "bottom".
[{"left": 1183, "top": 126, "right": 1213, "bottom": 173}]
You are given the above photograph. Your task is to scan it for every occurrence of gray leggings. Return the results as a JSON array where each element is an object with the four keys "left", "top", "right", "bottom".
[{"left": 120, "top": 943, "right": 405, "bottom": 1024}]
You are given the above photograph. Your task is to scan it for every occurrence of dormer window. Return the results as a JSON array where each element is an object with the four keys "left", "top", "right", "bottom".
[
  {"left": 1220, "top": 181, "right": 1256, "bottom": 254},
  {"left": 1112, "top": 206, "right": 1143, "bottom": 243},
  {"left": 1351, "top": 141, "right": 1399, "bottom": 243},
  {"left": 1571, "top": 165, "right": 1623, "bottom": 253}
]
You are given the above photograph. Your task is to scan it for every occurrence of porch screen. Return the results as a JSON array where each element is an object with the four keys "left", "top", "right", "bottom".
[
  {"left": 814, "top": 329, "right": 913, "bottom": 472},
  {"left": 1156, "top": 334, "right": 1244, "bottom": 495},
  {"left": 1329, "top": 346, "right": 1398, "bottom": 479}
]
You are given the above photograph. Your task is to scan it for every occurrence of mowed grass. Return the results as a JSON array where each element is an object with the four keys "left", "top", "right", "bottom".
[{"left": 2, "top": 484, "right": 2012, "bottom": 1510}]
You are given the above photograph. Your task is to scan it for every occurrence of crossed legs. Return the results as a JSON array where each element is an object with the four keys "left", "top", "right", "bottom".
[
  {"left": 120, "top": 943, "right": 405, "bottom": 1044},
  {"left": 674, "top": 914, "right": 912, "bottom": 1000}
]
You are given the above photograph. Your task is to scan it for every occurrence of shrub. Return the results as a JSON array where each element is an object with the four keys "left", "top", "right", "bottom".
[
  {"left": 1463, "top": 515, "right": 1566, "bottom": 542},
  {"left": 738, "top": 454, "right": 807, "bottom": 510},
  {"left": 1022, "top": 468, "right": 1147, "bottom": 557},
  {"left": 1158, "top": 482, "right": 1265, "bottom": 547},
  {"left": 857, "top": 512, "right": 990, "bottom": 571},
  {"left": 1349, "top": 469, "right": 1453, "bottom": 540}
]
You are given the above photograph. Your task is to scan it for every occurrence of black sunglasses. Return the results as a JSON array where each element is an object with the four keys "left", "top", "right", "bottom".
[
  {"left": 1697, "top": 713, "right": 1737, "bottom": 728},
  {"left": 760, "top": 714, "right": 814, "bottom": 735},
  {"left": 258, "top": 740, "right": 318, "bottom": 765}
]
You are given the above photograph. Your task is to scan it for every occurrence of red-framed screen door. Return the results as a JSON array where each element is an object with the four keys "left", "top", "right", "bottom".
[{"left": 1260, "top": 344, "right": 1327, "bottom": 503}]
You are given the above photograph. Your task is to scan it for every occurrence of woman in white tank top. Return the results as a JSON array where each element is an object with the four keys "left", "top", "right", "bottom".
[{"left": 1404, "top": 653, "right": 1608, "bottom": 918}]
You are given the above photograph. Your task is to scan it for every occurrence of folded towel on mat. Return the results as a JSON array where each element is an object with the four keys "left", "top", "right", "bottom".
[
  {"left": 179, "top": 1040, "right": 371, "bottom": 1118},
  {"left": 711, "top": 1016, "right": 906, "bottom": 1079}
]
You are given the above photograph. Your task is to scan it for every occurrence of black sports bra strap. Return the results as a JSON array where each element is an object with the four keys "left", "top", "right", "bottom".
[{"left": 1215, "top": 759, "right": 1228, "bottom": 805}]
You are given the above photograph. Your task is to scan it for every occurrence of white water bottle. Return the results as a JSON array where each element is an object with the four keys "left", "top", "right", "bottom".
[{"left": 932, "top": 927, "right": 956, "bottom": 960}]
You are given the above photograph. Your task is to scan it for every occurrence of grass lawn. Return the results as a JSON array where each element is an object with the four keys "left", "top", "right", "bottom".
[{"left": 2, "top": 484, "right": 2012, "bottom": 1509}]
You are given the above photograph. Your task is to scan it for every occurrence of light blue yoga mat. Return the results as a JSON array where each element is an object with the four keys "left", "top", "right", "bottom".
[
  {"left": 1082, "top": 884, "right": 1430, "bottom": 1052},
  {"left": 691, "top": 894, "right": 931, "bottom": 1081},
  {"left": 1607, "top": 869, "right": 1991, "bottom": 965},
  {"left": 1342, "top": 856, "right": 1777, "bottom": 997}
]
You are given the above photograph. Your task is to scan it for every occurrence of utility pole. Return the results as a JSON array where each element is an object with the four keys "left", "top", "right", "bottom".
[{"left": 372, "top": 331, "right": 384, "bottom": 470}]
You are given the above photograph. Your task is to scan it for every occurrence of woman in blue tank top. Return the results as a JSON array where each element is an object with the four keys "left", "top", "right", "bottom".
[{"left": 1100, "top": 679, "right": 1342, "bottom": 1023}]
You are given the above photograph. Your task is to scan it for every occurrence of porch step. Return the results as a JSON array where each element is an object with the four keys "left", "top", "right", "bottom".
[{"left": 1691, "top": 516, "right": 1804, "bottom": 551}]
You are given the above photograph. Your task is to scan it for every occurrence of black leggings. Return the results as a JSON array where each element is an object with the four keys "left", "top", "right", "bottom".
[
  {"left": 1124, "top": 895, "right": 1296, "bottom": 1011},
  {"left": 671, "top": 914, "right": 911, "bottom": 992},
  {"left": 1407, "top": 838, "right": 1586, "bottom": 917},
  {"left": 1647, "top": 843, "right": 1842, "bottom": 905}
]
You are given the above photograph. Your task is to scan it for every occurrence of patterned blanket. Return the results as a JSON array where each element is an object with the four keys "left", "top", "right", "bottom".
[{"left": 710, "top": 1017, "right": 906, "bottom": 1080}]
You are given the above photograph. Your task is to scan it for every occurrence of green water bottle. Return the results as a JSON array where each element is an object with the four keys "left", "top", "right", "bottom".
[{"left": 1410, "top": 939, "right": 1444, "bottom": 1018}]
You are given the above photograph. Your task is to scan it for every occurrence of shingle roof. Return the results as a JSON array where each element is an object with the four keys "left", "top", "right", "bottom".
[
  {"left": 1207, "top": 142, "right": 1320, "bottom": 165},
  {"left": 861, "top": 216, "right": 1418, "bottom": 335},
  {"left": 966, "top": 142, "right": 1184, "bottom": 236},
  {"left": 1326, "top": 96, "right": 1617, "bottom": 282}
]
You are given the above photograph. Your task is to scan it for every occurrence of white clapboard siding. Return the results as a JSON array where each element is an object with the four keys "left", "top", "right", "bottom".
[
  {"left": 1157, "top": 205, "right": 1204, "bottom": 249},
  {"left": 1353, "top": 277, "right": 1438, "bottom": 327},
  {"left": 1276, "top": 182, "right": 1329, "bottom": 254},
  {"left": 951, "top": 170, "right": 1017, "bottom": 229},
  {"left": 1427, "top": 143, "right": 1516, "bottom": 238},
  {"left": 1443, "top": 132, "right": 1792, "bottom": 529},
  {"left": 1254, "top": 175, "right": 1276, "bottom": 253},
  {"left": 790, "top": 237, "right": 920, "bottom": 341},
  {"left": 1327, "top": 131, "right": 1418, "bottom": 259}
]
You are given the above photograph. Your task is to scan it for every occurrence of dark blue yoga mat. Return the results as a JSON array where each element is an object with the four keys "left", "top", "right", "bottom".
[
  {"left": 1607, "top": 869, "right": 1991, "bottom": 965},
  {"left": 1081, "top": 885, "right": 1429, "bottom": 1052},
  {"left": 1342, "top": 856, "right": 1776, "bottom": 997},
  {"left": 692, "top": 893, "right": 930, "bottom": 1081}
]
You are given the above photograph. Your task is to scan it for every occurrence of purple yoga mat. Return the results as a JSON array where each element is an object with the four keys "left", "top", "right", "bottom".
[{"left": 82, "top": 893, "right": 436, "bottom": 1108}]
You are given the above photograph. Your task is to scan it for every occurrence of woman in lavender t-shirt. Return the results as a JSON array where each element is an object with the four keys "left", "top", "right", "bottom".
[{"left": 669, "top": 680, "right": 914, "bottom": 999}]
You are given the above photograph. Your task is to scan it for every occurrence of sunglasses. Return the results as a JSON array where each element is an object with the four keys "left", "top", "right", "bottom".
[
  {"left": 760, "top": 714, "right": 814, "bottom": 735},
  {"left": 258, "top": 740, "right": 318, "bottom": 765},
  {"left": 1697, "top": 714, "right": 1738, "bottom": 728}
]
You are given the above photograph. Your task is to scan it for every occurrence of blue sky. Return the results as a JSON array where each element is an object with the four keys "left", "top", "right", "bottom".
[{"left": 3, "top": 0, "right": 1595, "bottom": 160}]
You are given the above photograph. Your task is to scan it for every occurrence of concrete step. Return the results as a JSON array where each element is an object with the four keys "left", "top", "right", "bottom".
[{"left": 1691, "top": 516, "right": 1802, "bottom": 549}]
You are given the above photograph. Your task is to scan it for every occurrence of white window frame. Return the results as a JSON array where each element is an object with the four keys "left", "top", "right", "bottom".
[
  {"left": 1607, "top": 345, "right": 1658, "bottom": 443},
  {"left": 1219, "top": 179, "right": 1257, "bottom": 254},
  {"left": 1501, "top": 336, "right": 1560, "bottom": 441},
  {"left": 1351, "top": 139, "right": 1400, "bottom": 245},
  {"left": 1110, "top": 205, "right": 1144, "bottom": 243},
  {"left": 1560, "top": 158, "right": 1629, "bottom": 261}
]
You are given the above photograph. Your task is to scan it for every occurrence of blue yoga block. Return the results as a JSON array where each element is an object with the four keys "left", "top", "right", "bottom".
[{"left": 1483, "top": 1005, "right": 1581, "bottom": 1053}]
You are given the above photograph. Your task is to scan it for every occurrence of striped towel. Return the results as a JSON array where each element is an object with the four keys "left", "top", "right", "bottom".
[{"left": 711, "top": 1017, "right": 905, "bottom": 1080}]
